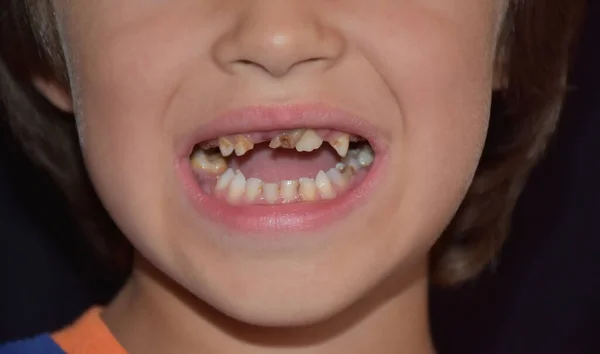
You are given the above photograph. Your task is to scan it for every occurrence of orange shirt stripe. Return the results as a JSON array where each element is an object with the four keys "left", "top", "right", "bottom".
[{"left": 51, "top": 307, "right": 127, "bottom": 354}]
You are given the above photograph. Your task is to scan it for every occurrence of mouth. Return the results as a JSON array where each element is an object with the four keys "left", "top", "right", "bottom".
[{"left": 177, "top": 104, "right": 387, "bottom": 233}]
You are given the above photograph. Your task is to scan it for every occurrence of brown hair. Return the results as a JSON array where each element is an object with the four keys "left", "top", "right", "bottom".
[{"left": 0, "top": 0, "right": 586, "bottom": 285}]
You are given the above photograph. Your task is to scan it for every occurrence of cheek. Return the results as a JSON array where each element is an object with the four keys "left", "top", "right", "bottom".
[{"left": 352, "top": 5, "right": 496, "bottom": 242}]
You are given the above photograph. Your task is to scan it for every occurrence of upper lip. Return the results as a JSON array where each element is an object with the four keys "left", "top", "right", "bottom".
[{"left": 176, "top": 103, "right": 389, "bottom": 158}]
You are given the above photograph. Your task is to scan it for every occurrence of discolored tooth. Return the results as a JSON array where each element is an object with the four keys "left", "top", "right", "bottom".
[
  {"left": 295, "top": 129, "right": 323, "bottom": 152},
  {"left": 328, "top": 133, "right": 350, "bottom": 157},
  {"left": 263, "top": 183, "right": 280, "bottom": 204},
  {"left": 326, "top": 167, "right": 348, "bottom": 189},
  {"left": 347, "top": 158, "right": 362, "bottom": 173},
  {"left": 315, "top": 170, "right": 336, "bottom": 199},
  {"left": 245, "top": 178, "right": 263, "bottom": 202},
  {"left": 234, "top": 135, "right": 254, "bottom": 156},
  {"left": 227, "top": 171, "right": 246, "bottom": 203},
  {"left": 357, "top": 146, "right": 374, "bottom": 167},
  {"left": 299, "top": 178, "right": 317, "bottom": 201},
  {"left": 191, "top": 150, "right": 227, "bottom": 175},
  {"left": 269, "top": 129, "right": 304, "bottom": 149},
  {"left": 280, "top": 180, "right": 299, "bottom": 202},
  {"left": 335, "top": 162, "right": 346, "bottom": 171},
  {"left": 215, "top": 168, "right": 235, "bottom": 191},
  {"left": 218, "top": 137, "right": 234, "bottom": 157}
]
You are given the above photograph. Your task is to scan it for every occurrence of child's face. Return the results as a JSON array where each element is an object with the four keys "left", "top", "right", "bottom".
[{"left": 49, "top": 1, "right": 505, "bottom": 325}]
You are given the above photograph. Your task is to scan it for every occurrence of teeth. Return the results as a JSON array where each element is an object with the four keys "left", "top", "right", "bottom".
[
  {"left": 328, "top": 133, "right": 350, "bottom": 157},
  {"left": 234, "top": 135, "right": 254, "bottom": 156},
  {"left": 191, "top": 150, "right": 227, "bottom": 175},
  {"left": 295, "top": 129, "right": 323, "bottom": 152},
  {"left": 215, "top": 168, "right": 235, "bottom": 191},
  {"left": 227, "top": 171, "right": 246, "bottom": 203},
  {"left": 326, "top": 167, "right": 348, "bottom": 189},
  {"left": 245, "top": 178, "right": 263, "bottom": 202},
  {"left": 263, "top": 183, "right": 280, "bottom": 204},
  {"left": 299, "top": 178, "right": 317, "bottom": 201},
  {"left": 269, "top": 129, "right": 304, "bottom": 149},
  {"left": 218, "top": 137, "right": 234, "bottom": 157},
  {"left": 315, "top": 170, "right": 336, "bottom": 199},
  {"left": 357, "top": 146, "right": 374, "bottom": 167},
  {"left": 281, "top": 180, "right": 299, "bottom": 202}
]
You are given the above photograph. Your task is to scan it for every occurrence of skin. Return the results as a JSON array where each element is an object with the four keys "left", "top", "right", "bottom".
[{"left": 40, "top": 0, "right": 507, "bottom": 353}]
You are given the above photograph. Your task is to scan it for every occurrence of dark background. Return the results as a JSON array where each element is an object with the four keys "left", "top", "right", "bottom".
[{"left": 1, "top": 3, "right": 599, "bottom": 353}]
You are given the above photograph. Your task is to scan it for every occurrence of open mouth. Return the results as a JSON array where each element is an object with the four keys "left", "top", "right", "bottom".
[{"left": 189, "top": 128, "right": 375, "bottom": 205}]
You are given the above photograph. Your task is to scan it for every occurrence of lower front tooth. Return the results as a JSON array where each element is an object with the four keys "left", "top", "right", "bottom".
[
  {"left": 299, "top": 178, "right": 317, "bottom": 201},
  {"left": 227, "top": 171, "right": 246, "bottom": 203},
  {"left": 263, "top": 183, "right": 280, "bottom": 204},
  {"left": 216, "top": 168, "right": 235, "bottom": 191},
  {"left": 315, "top": 170, "right": 336, "bottom": 199},
  {"left": 281, "top": 180, "right": 299, "bottom": 202},
  {"left": 245, "top": 178, "right": 263, "bottom": 202},
  {"left": 326, "top": 167, "right": 347, "bottom": 189}
]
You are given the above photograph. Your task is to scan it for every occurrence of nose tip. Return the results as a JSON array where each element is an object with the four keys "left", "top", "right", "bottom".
[{"left": 212, "top": 4, "right": 345, "bottom": 78}]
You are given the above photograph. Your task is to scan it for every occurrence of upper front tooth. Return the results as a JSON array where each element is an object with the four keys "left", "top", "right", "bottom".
[
  {"left": 269, "top": 129, "right": 304, "bottom": 149},
  {"left": 328, "top": 133, "right": 350, "bottom": 157},
  {"left": 234, "top": 135, "right": 254, "bottom": 156},
  {"left": 219, "top": 137, "right": 234, "bottom": 157},
  {"left": 295, "top": 129, "right": 323, "bottom": 152}
]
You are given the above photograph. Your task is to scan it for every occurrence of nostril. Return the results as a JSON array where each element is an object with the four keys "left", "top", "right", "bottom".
[{"left": 233, "top": 56, "right": 329, "bottom": 77}]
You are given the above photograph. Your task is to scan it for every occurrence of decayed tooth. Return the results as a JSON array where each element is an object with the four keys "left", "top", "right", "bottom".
[
  {"left": 234, "top": 135, "right": 254, "bottom": 156},
  {"left": 295, "top": 129, "right": 323, "bottom": 152},
  {"left": 347, "top": 158, "right": 362, "bottom": 173},
  {"left": 269, "top": 129, "right": 304, "bottom": 149},
  {"left": 263, "top": 183, "right": 280, "bottom": 204},
  {"left": 326, "top": 167, "right": 348, "bottom": 189},
  {"left": 281, "top": 180, "right": 299, "bottom": 202},
  {"left": 299, "top": 178, "right": 317, "bottom": 201},
  {"left": 357, "top": 146, "right": 374, "bottom": 167},
  {"left": 245, "top": 178, "right": 263, "bottom": 202},
  {"left": 216, "top": 168, "right": 235, "bottom": 191},
  {"left": 218, "top": 137, "right": 234, "bottom": 157},
  {"left": 227, "top": 171, "right": 246, "bottom": 203},
  {"left": 328, "top": 133, "right": 350, "bottom": 157},
  {"left": 315, "top": 170, "right": 336, "bottom": 199},
  {"left": 191, "top": 150, "right": 227, "bottom": 175}
]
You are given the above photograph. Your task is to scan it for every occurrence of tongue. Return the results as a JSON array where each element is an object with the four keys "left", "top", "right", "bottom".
[{"left": 228, "top": 144, "right": 339, "bottom": 182}]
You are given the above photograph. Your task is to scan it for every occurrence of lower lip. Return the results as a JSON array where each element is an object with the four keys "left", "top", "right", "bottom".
[{"left": 177, "top": 157, "right": 385, "bottom": 234}]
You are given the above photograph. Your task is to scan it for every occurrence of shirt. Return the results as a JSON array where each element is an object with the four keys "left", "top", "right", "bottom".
[{"left": 0, "top": 307, "right": 127, "bottom": 354}]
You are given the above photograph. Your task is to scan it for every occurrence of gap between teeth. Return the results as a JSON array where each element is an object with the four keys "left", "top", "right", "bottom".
[{"left": 207, "top": 144, "right": 373, "bottom": 205}]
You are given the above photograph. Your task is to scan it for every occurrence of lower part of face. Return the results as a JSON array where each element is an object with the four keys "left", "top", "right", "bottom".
[{"left": 53, "top": 0, "right": 503, "bottom": 326}]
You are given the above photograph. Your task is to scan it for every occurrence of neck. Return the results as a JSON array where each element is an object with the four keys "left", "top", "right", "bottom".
[{"left": 103, "top": 254, "right": 435, "bottom": 354}]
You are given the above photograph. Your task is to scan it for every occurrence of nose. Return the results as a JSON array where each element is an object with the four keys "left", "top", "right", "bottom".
[{"left": 212, "top": 2, "right": 346, "bottom": 78}]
